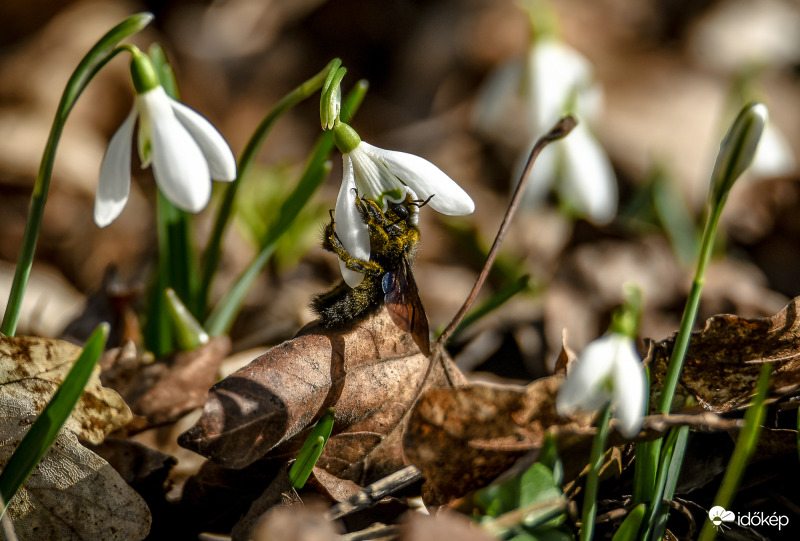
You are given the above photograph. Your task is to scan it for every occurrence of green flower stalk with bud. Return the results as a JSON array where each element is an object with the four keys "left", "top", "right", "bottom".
[
  {"left": 94, "top": 47, "right": 237, "bottom": 227},
  {"left": 1, "top": 13, "right": 153, "bottom": 337},
  {"left": 641, "top": 102, "right": 767, "bottom": 541}
]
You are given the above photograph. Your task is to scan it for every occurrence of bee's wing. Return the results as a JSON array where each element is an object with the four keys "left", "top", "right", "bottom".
[{"left": 382, "top": 257, "right": 430, "bottom": 356}]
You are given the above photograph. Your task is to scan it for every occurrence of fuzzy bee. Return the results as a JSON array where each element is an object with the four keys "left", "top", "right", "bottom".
[{"left": 311, "top": 193, "right": 430, "bottom": 355}]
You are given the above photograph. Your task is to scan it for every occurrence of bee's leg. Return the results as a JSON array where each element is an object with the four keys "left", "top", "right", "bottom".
[
  {"left": 360, "top": 197, "right": 389, "bottom": 227},
  {"left": 325, "top": 222, "right": 384, "bottom": 277}
]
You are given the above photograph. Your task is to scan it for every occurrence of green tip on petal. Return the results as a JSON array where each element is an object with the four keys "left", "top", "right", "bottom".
[
  {"left": 708, "top": 101, "right": 768, "bottom": 209},
  {"left": 333, "top": 122, "right": 361, "bottom": 154},
  {"left": 165, "top": 288, "right": 209, "bottom": 351},
  {"left": 129, "top": 49, "right": 161, "bottom": 94}
]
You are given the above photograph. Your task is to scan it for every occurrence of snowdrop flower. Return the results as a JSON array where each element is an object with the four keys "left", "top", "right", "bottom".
[
  {"left": 556, "top": 332, "right": 647, "bottom": 438},
  {"left": 332, "top": 122, "right": 474, "bottom": 287},
  {"left": 475, "top": 32, "right": 618, "bottom": 224},
  {"left": 94, "top": 50, "right": 236, "bottom": 227},
  {"left": 522, "top": 38, "right": 617, "bottom": 224}
]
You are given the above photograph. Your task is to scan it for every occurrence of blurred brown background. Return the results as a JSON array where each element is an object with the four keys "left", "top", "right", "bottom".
[{"left": 2, "top": 0, "right": 799, "bottom": 380}]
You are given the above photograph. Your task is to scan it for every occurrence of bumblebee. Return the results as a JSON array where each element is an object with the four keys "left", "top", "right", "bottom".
[{"left": 311, "top": 193, "right": 430, "bottom": 354}]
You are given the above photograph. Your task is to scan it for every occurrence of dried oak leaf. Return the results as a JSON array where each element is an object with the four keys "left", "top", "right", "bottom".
[
  {"left": 648, "top": 296, "right": 800, "bottom": 412},
  {"left": 403, "top": 376, "right": 594, "bottom": 506},
  {"left": 0, "top": 336, "right": 148, "bottom": 540},
  {"left": 179, "top": 309, "right": 464, "bottom": 483},
  {"left": 0, "top": 335, "right": 131, "bottom": 444},
  {"left": 112, "top": 336, "right": 231, "bottom": 430}
]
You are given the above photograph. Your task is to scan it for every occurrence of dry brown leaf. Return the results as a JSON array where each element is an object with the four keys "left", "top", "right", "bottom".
[
  {"left": 0, "top": 428, "right": 151, "bottom": 540},
  {"left": 0, "top": 336, "right": 147, "bottom": 540},
  {"left": 0, "top": 335, "right": 131, "bottom": 444},
  {"left": 403, "top": 377, "right": 593, "bottom": 506},
  {"left": 179, "top": 309, "right": 464, "bottom": 484},
  {"left": 178, "top": 458, "right": 287, "bottom": 536},
  {"left": 648, "top": 296, "right": 800, "bottom": 412},
  {"left": 307, "top": 466, "right": 363, "bottom": 503},
  {"left": 123, "top": 337, "right": 231, "bottom": 430}
]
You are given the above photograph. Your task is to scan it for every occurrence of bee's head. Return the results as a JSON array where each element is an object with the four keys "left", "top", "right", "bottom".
[{"left": 385, "top": 199, "right": 419, "bottom": 236}]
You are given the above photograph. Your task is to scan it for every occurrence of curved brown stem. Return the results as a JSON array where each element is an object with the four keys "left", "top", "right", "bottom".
[{"left": 435, "top": 115, "right": 577, "bottom": 347}]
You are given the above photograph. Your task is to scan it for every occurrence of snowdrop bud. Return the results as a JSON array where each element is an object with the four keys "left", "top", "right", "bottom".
[{"left": 709, "top": 102, "right": 767, "bottom": 208}]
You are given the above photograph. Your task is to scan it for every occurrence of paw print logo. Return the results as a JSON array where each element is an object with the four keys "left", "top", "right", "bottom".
[{"left": 709, "top": 506, "right": 735, "bottom": 530}]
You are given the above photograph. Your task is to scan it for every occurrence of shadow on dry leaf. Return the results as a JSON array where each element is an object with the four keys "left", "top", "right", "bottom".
[
  {"left": 0, "top": 336, "right": 149, "bottom": 540},
  {"left": 179, "top": 309, "right": 464, "bottom": 482}
]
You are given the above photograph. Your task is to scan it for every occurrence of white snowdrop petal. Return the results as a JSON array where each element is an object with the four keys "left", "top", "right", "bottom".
[
  {"left": 527, "top": 39, "right": 593, "bottom": 134},
  {"left": 750, "top": 122, "right": 796, "bottom": 179},
  {"left": 141, "top": 88, "right": 212, "bottom": 213},
  {"left": 611, "top": 338, "right": 647, "bottom": 438},
  {"left": 561, "top": 122, "right": 617, "bottom": 224},
  {"left": 94, "top": 109, "right": 137, "bottom": 227},
  {"left": 336, "top": 156, "right": 369, "bottom": 288},
  {"left": 170, "top": 98, "right": 237, "bottom": 181},
  {"left": 556, "top": 335, "right": 615, "bottom": 414},
  {"left": 364, "top": 145, "right": 474, "bottom": 215}
]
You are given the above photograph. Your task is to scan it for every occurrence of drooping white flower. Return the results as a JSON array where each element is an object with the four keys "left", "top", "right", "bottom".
[
  {"left": 556, "top": 332, "right": 647, "bottom": 438},
  {"left": 474, "top": 35, "right": 618, "bottom": 224},
  {"left": 333, "top": 122, "right": 474, "bottom": 287},
  {"left": 522, "top": 39, "right": 617, "bottom": 224},
  {"left": 94, "top": 52, "right": 236, "bottom": 228}
]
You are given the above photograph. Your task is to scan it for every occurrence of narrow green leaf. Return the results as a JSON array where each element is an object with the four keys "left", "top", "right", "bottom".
[
  {"left": 205, "top": 80, "right": 369, "bottom": 336},
  {"left": 611, "top": 504, "right": 646, "bottom": 541},
  {"left": 697, "top": 364, "right": 772, "bottom": 541},
  {"left": 199, "top": 58, "right": 343, "bottom": 316},
  {"left": 288, "top": 408, "right": 335, "bottom": 489},
  {"left": 166, "top": 288, "right": 209, "bottom": 351},
  {"left": 0, "top": 323, "right": 110, "bottom": 516}
]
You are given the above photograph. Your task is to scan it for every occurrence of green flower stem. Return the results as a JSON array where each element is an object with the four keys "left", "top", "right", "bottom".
[
  {"left": 581, "top": 404, "right": 612, "bottom": 541},
  {"left": 198, "top": 58, "right": 342, "bottom": 317},
  {"left": 205, "top": 81, "right": 369, "bottom": 336},
  {"left": 638, "top": 203, "right": 723, "bottom": 538},
  {"left": 697, "top": 364, "right": 771, "bottom": 541},
  {"left": 141, "top": 45, "right": 202, "bottom": 355},
  {"left": 641, "top": 424, "right": 683, "bottom": 540},
  {"left": 657, "top": 203, "right": 722, "bottom": 415},
  {"left": 0, "top": 323, "right": 109, "bottom": 517},
  {"left": 0, "top": 13, "right": 153, "bottom": 337}
]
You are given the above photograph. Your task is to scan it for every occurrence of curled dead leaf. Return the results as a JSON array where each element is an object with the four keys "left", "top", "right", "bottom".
[
  {"left": 403, "top": 377, "right": 594, "bottom": 506},
  {"left": 179, "top": 309, "right": 464, "bottom": 484},
  {"left": 648, "top": 296, "right": 800, "bottom": 412}
]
